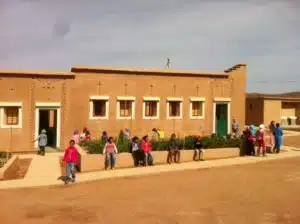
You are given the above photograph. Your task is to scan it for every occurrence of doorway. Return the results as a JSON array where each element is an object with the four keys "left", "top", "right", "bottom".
[
  {"left": 214, "top": 103, "right": 230, "bottom": 136},
  {"left": 39, "top": 110, "right": 57, "bottom": 148},
  {"left": 35, "top": 103, "right": 61, "bottom": 149}
]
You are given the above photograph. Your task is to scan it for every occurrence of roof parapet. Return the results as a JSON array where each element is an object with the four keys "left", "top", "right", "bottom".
[{"left": 224, "top": 64, "right": 247, "bottom": 73}]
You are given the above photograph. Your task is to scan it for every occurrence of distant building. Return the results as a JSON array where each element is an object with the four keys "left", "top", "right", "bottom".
[
  {"left": 246, "top": 93, "right": 300, "bottom": 126},
  {"left": 0, "top": 64, "right": 246, "bottom": 152}
]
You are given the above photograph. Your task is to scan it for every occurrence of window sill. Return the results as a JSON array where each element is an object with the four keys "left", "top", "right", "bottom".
[
  {"left": 117, "top": 117, "right": 135, "bottom": 120},
  {"left": 1, "top": 124, "right": 22, "bottom": 128},
  {"left": 190, "top": 116, "right": 204, "bottom": 120},
  {"left": 167, "top": 117, "right": 183, "bottom": 120},
  {"left": 89, "top": 116, "right": 109, "bottom": 120},
  {"left": 143, "top": 116, "right": 159, "bottom": 120}
]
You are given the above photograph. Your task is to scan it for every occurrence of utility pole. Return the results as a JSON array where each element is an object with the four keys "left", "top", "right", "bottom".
[{"left": 165, "top": 58, "right": 171, "bottom": 68}]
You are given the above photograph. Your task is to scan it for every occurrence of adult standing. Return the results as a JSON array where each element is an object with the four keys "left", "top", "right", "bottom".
[{"left": 269, "top": 121, "right": 276, "bottom": 149}]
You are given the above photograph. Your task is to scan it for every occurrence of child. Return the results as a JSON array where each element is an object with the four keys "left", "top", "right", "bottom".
[
  {"left": 167, "top": 133, "right": 180, "bottom": 164},
  {"left": 130, "top": 136, "right": 140, "bottom": 167},
  {"left": 256, "top": 124, "right": 266, "bottom": 156},
  {"left": 103, "top": 137, "right": 118, "bottom": 170},
  {"left": 248, "top": 125, "right": 256, "bottom": 155},
  {"left": 73, "top": 129, "right": 80, "bottom": 144},
  {"left": 36, "top": 129, "right": 47, "bottom": 156},
  {"left": 141, "top": 135, "right": 153, "bottom": 166},
  {"left": 63, "top": 140, "right": 79, "bottom": 184},
  {"left": 269, "top": 121, "right": 276, "bottom": 148},
  {"left": 274, "top": 123, "right": 283, "bottom": 153},
  {"left": 193, "top": 136, "right": 204, "bottom": 161}
]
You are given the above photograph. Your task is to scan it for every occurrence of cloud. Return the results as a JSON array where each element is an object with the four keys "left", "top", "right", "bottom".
[{"left": 0, "top": 0, "right": 299, "bottom": 93}]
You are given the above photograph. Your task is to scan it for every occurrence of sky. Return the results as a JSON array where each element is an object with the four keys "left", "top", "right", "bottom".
[{"left": 0, "top": 0, "right": 300, "bottom": 93}]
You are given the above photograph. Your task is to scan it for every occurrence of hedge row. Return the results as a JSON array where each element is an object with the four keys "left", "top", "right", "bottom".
[{"left": 80, "top": 135, "right": 242, "bottom": 154}]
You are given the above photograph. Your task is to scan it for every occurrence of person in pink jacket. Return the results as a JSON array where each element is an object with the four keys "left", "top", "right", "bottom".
[
  {"left": 63, "top": 140, "right": 79, "bottom": 184},
  {"left": 141, "top": 135, "right": 153, "bottom": 166}
]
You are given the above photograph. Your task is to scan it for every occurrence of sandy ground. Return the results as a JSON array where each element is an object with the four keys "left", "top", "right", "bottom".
[
  {"left": 283, "top": 135, "right": 300, "bottom": 148},
  {"left": 1, "top": 156, "right": 300, "bottom": 224}
]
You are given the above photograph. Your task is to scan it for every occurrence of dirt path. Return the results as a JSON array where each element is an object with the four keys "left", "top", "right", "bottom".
[{"left": 1, "top": 157, "right": 300, "bottom": 224}]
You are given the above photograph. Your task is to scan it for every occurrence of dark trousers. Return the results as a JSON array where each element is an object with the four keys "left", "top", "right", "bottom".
[
  {"left": 38, "top": 146, "right": 45, "bottom": 156},
  {"left": 167, "top": 149, "right": 181, "bottom": 163},
  {"left": 132, "top": 150, "right": 140, "bottom": 167},
  {"left": 273, "top": 145, "right": 281, "bottom": 153}
]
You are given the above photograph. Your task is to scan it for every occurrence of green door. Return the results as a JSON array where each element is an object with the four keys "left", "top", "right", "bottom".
[{"left": 216, "top": 104, "right": 228, "bottom": 136}]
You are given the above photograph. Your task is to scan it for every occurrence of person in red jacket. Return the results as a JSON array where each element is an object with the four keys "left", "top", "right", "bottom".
[
  {"left": 141, "top": 135, "right": 153, "bottom": 166},
  {"left": 256, "top": 124, "right": 266, "bottom": 156},
  {"left": 63, "top": 140, "right": 79, "bottom": 184}
]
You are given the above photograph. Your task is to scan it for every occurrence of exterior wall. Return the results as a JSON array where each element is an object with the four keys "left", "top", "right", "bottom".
[
  {"left": 65, "top": 73, "right": 235, "bottom": 145},
  {"left": 0, "top": 76, "right": 72, "bottom": 152},
  {"left": 263, "top": 100, "right": 281, "bottom": 125},
  {"left": 0, "top": 65, "right": 246, "bottom": 152},
  {"left": 296, "top": 104, "right": 300, "bottom": 125},
  {"left": 281, "top": 102, "right": 296, "bottom": 117},
  {"left": 245, "top": 98, "right": 263, "bottom": 125}
]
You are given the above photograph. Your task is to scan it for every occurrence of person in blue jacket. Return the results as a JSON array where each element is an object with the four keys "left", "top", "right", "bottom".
[{"left": 273, "top": 123, "right": 283, "bottom": 153}]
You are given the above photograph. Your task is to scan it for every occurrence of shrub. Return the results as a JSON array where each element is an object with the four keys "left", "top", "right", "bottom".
[{"left": 81, "top": 135, "right": 242, "bottom": 154}]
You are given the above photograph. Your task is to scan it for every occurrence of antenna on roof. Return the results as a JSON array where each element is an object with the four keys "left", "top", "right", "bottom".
[{"left": 165, "top": 57, "right": 171, "bottom": 69}]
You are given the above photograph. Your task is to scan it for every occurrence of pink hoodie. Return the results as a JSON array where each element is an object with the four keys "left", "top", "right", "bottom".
[
  {"left": 63, "top": 147, "right": 79, "bottom": 163},
  {"left": 141, "top": 140, "right": 152, "bottom": 153}
]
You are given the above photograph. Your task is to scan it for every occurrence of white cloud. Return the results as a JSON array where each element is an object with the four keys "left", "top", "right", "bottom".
[{"left": 0, "top": 0, "right": 299, "bottom": 93}]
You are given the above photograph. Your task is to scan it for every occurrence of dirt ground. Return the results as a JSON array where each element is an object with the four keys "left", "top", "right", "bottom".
[
  {"left": 1, "top": 157, "right": 300, "bottom": 224},
  {"left": 283, "top": 135, "right": 300, "bottom": 148},
  {"left": 1, "top": 158, "right": 32, "bottom": 181}
]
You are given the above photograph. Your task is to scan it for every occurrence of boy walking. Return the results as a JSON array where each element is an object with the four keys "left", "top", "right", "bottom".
[{"left": 63, "top": 140, "right": 79, "bottom": 184}]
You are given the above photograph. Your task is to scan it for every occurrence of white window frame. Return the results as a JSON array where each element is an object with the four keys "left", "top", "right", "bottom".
[
  {"left": 166, "top": 97, "right": 183, "bottom": 120},
  {"left": 89, "top": 96, "right": 110, "bottom": 120},
  {"left": 142, "top": 97, "right": 160, "bottom": 120},
  {"left": 212, "top": 98, "right": 232, "bottom": 134},
  {"left": 0, "top": 102, "right": 23, "bottom": 129},
  {"left": 189, "top": 97, "right": 205, "bottom": 119},
  {"left": 117, "top": 96, "right": 136, "bottom": 120}
]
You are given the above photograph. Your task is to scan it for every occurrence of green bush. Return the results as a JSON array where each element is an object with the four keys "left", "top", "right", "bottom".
[{"left": 80, "top": 135, "right": 242, "bottom": 154}]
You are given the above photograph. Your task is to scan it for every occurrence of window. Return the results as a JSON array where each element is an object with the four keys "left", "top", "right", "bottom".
[
  {"left": 117, "top": 96, "right": 136, "bottom": 119},
  {"left": 166, "top": 97, "right": 183, "bottom": 119},
  {"left": 189, "top": 97, "right": 205, "bottom": 119},
  {"left": 0, "top": 102, "right": 23, "bottom": 128},
  {"left": 5, "top": 107, "right": 19, "bottom": 125},
  {"left": 93, "top": 100, "right": 106, "bottom": 117},
  {"left": 89, "top": 96, "right": 109, "bottom": 120},
  {"left": 119, "top": 101, "right": 132, "bottom": 117},
  {"left": 142, "top": 97, "right": 160, "bottom": 119}
]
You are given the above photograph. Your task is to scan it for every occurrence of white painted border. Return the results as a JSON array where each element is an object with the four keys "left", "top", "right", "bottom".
[
  {"left": 142, "top": 99, "right": 160, "bottom": 120},
  {"left": 143, "top": 97, "right": 160, "bottom": 101},
  {"left": 166, "top": 101, "right": 183, "bottom": 120},
  {"left": 89, "top": 99, "right": 109, "bottom": 120},
  {"left": 90, "top": 96, "right": 110, "bottom": 100},
  {"left": 116, "top": 100, "right": 135, "bottom": 120},
  {"left": 0, "top": 107, "right": 23, "bottom": 129},
  {"left": 189, "top": 100, "right": 205, "bottom": 120},
  {"left": 190, "top": 97, "right": 206, "bottom": 102},
  {"left": 36, "top": 102, "right": 61, "bottom": 107},
  {"left": 213, "top": 98, "right": 231, "bottom": 102},
  {"left": 167, "top": 97, "right": 183, "bottom": 102},
  {"left": 212, "top": 101, "right": 231, "bottom": 135},
  {"left": 117, "top": 96, "right": 136, "bottom": 101},
  {"left": 0, "top": 102, "right": 22, "bottom": 107},
  {"left": 35, "top": 103, "right": 61, "bottom": 148}
]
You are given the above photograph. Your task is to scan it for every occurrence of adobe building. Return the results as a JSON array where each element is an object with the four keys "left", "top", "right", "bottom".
[
  {"left": 0, "top": 64, "right": 246, "bottom": 152},
  {"left": 246, "top": 93, "right": 300, "bottom": 126}
]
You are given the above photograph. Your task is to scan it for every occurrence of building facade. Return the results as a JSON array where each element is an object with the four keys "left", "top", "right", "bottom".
[
  {"left": 246, "top": 94, "right": 300, "bottom": 126},
  {"left": 0, "top": 64, "right": 246, "bottom": 152}
]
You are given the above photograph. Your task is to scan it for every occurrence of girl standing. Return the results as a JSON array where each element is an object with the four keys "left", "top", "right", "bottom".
[
  {"left": 141, "top": 135, "right": 153, "bottom": 166},
  {"left": 63, "top": 140, "right": 79, "bottom": 184},
  {"left": 274, "top": 123, "right": 283, "bottom": 153},
  {"left": 103, "top": 137, "right": 118, "bottom": 170},
  {"left": 193, "top": 136, "right": 204, "bottom": 161},
  {"left": 256, "top": 124, "right": 266, "bottom": 156}
]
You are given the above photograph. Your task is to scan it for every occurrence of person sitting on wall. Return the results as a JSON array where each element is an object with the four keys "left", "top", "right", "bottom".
[
  {"left": 231, "top": 118, "right": 240, "bottom": 138},
  {"left": 157, "top": 128, "right": 165, "bottom": 140},
  {"left": 101, "top": 131, "right": 108, "bottom": 142},
  {"left": 167, "top": 133, "right": 180, "bottom": 164},
  {"left": 193, "top": 136, "right": 204, "bottom": 161},
  {"left": 151, "top": 128, "right": 160, "bottom": 141}
]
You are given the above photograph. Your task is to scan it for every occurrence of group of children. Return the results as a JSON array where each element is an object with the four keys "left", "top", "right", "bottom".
[{"left": 243, "top": 122, "right": 283, "bottom": 156}]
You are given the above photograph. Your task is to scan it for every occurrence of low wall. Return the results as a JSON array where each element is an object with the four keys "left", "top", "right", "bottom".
[
  {"left": 78, "top": 147, "right": 239, "bottom": 173},
  {"left": 0, "top": 155, "right": 19, "bottom": 180}
]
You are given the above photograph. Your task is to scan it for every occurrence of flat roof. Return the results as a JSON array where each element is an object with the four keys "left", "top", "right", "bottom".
[
  {"left": 247, "top": 93, "right": 300, "bottom": 101},
  {"left": 71, "top": 66, "right": 229, "bottom": 78},
  {"left": 0, "top": 70, "right": 75, "bottom": 78}
]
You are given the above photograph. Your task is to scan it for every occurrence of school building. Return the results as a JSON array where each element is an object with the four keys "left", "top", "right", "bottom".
[
  {"left": 0, "top": 64, "right": 246, "bottom": 152},
  {"left": 246, "top": 93, "right": 300, "bottom": 126}
]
